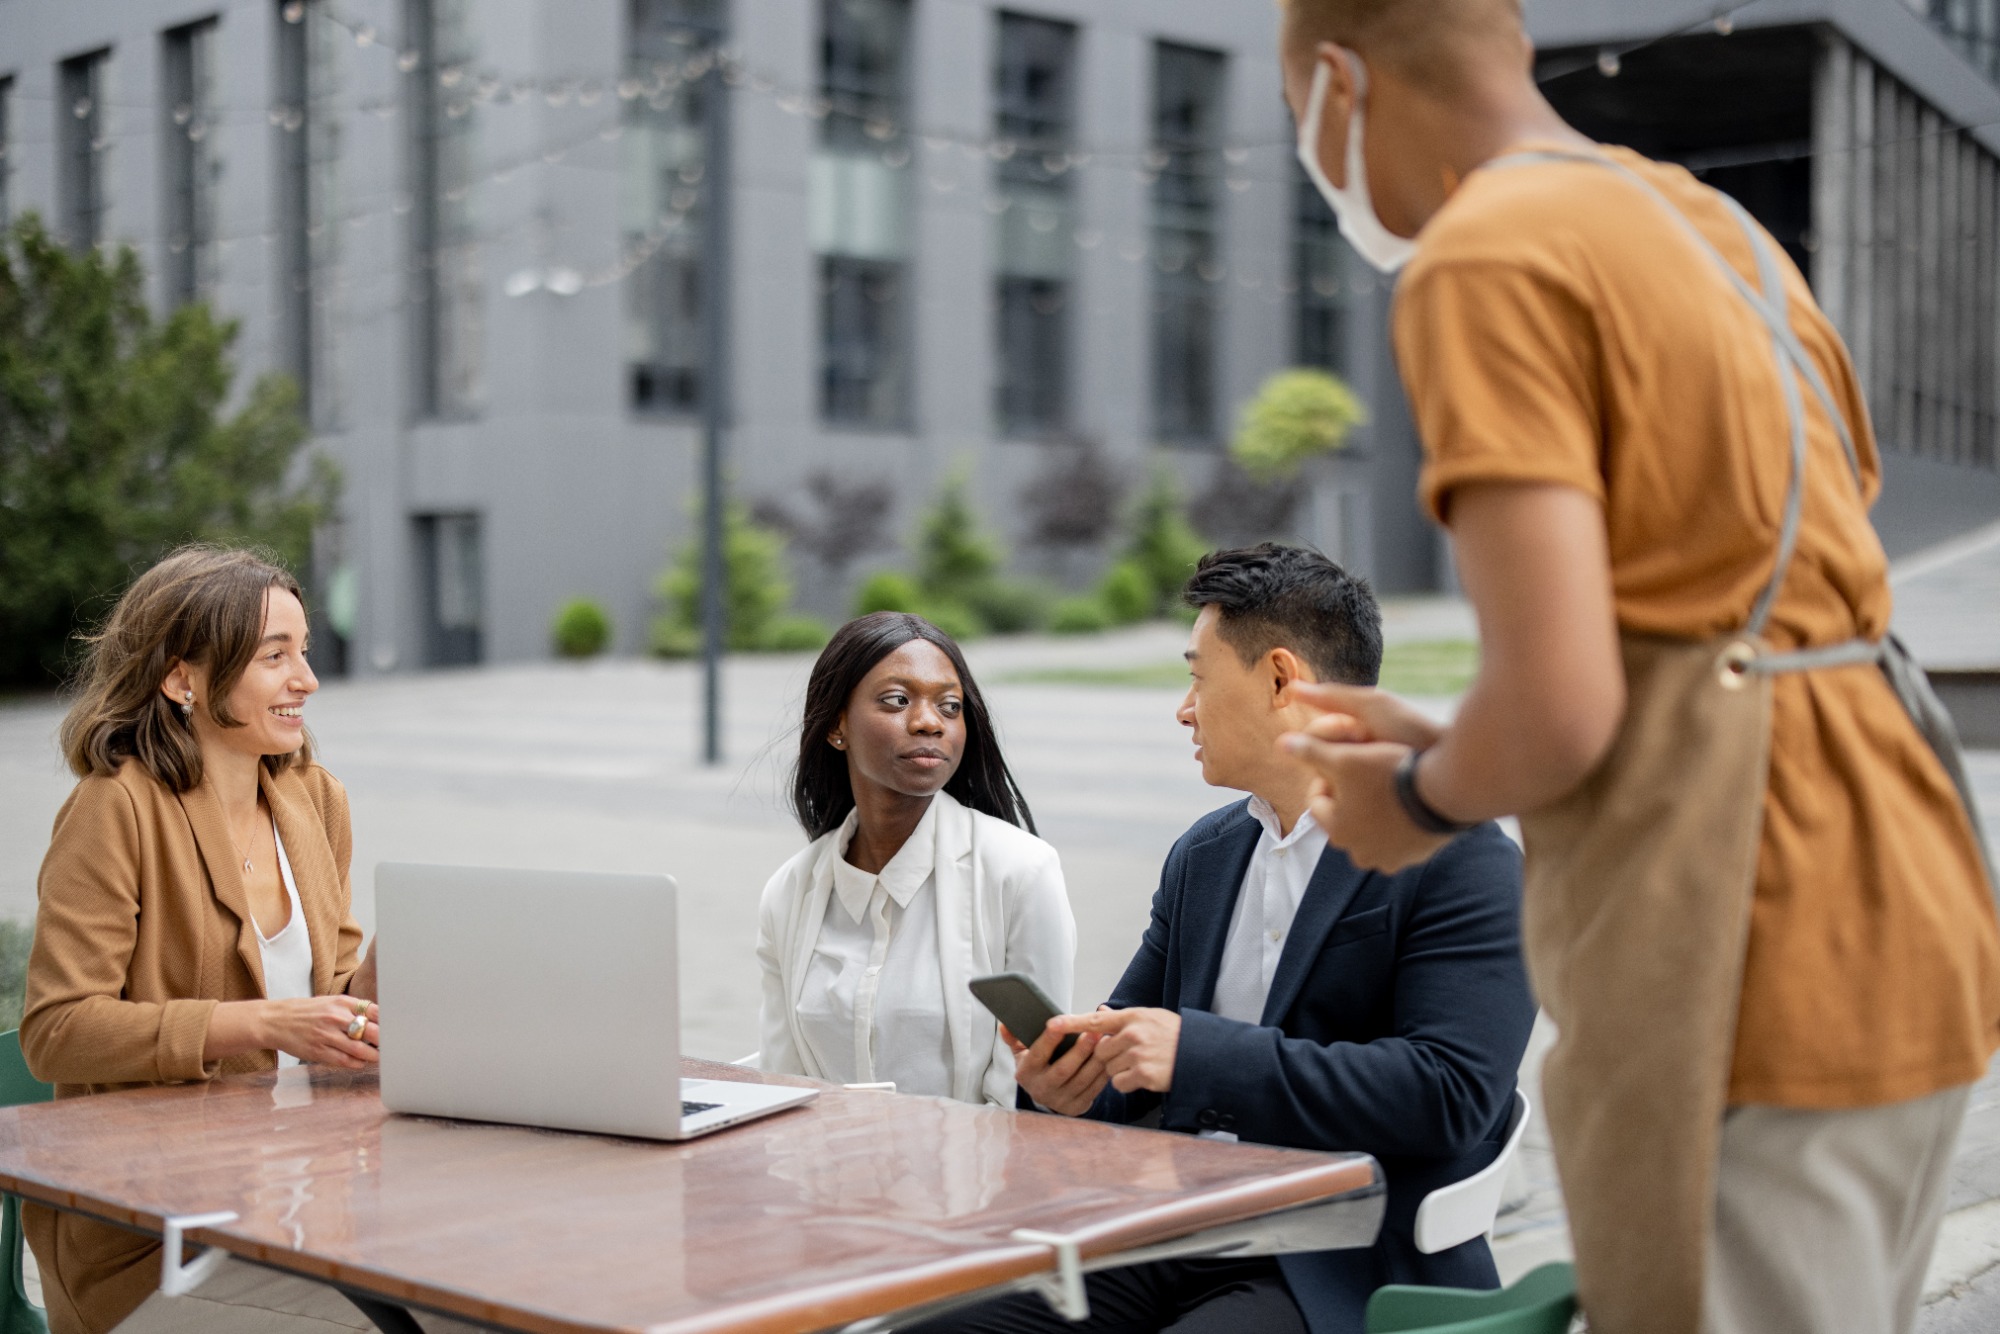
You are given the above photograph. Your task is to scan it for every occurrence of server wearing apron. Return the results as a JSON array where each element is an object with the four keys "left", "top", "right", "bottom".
[{"left": 1273, "top": 4, "right": 2000, "bottom": 1334}]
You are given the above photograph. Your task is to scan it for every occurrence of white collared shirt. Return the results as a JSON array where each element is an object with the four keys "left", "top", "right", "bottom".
[
  {"left": 1209, "top": 797, "right": 1331, "bottom": 1027},
  {"left": 795, "top": 801, "right": 952, "bottom": 1097}
]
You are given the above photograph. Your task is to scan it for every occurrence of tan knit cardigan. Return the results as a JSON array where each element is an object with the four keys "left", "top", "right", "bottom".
[{"left": 21, "top": 759, "right": 364, "bottom": 1334}]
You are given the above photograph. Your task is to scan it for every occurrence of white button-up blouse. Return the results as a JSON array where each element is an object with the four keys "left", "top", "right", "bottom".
[
  {"left": 757, "top": 791, "right": 1075, "bottom": 1106},
  {"left": 795, "top": 802, "right": 952, "bottom": 1096}
]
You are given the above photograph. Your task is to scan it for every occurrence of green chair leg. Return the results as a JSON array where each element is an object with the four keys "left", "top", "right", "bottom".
[
  {"left": 0, "top": 1195, "right": 47, "bottom": 1334},
  {"left": 0, "top": 1033, "right": 54, "bottom": 1334},
  {"left": 1365, "top": 1261, "right": 1577, "bottom": 1334}
]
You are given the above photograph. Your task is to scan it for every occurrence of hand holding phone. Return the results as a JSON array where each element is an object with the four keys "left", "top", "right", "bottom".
[{"left": 968, "top": 972, "right": 1077, "bottom": 1062}]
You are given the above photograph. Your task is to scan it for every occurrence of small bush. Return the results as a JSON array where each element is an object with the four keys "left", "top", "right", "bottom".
[
  {"left": 1049, "top": 596, "right": 1111, "bottom": 635},
  {"left": 552, "top": 598, "right": 613, "bottom": 658},
  {"left": 853, "top": 569, "right": 923, "bottom": 617},
  {"left": 1123, "top": 471, "right": 1209, "bottom": 616},
  {"left": 966, "top": 579, "right": 1049, "bottom": 634},
  {"left": 653, "top": 501, "right": 798, "bottom": 655},
  {"left": 763, "top": 615, "right": 832, "bottom": 652},
  {"left": 0, "top": 920, "right": 28, "bottom": 1032},
  {"left": 916, "top": 600, "right": 983, "bottom": 643},
  {"left": 916, "top": 474, "right": 1003, "bottom": 606},
  {"left": 1097, "top": 561, "right": 1154, "bottom": 625}
]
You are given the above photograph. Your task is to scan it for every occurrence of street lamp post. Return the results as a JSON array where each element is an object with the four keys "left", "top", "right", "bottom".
[{"left": 699, "top": 44, "right": 732, "bottom": 766}]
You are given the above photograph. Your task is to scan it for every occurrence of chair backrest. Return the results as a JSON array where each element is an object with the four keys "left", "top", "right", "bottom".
[
  {"left": 0, "top": 1035, "right": 50, "bottom": 1110},
  {"left": 1365, "top": 1260, "right": 1576, "bottom": 1334},
  {"left": 1412, "top": 1087, "right": 1531, "bottom": 1255}
]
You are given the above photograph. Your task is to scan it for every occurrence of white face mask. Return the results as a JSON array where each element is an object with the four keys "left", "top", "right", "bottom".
[{"left": 1296, "top": 51, "right": 1417, "bottom": 273}]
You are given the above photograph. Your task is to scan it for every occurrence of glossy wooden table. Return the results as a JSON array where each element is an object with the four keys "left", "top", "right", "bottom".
[{"left": 0, "top": 1059, "right": 1383, "bottom": 1333}]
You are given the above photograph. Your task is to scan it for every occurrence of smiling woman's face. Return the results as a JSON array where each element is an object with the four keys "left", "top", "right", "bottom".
[
  {"left": 182, "top": 587, "right": 320, "bottom": 761},
  {"left": 834, "top": 639, "right": 967, "bottom": 801}
]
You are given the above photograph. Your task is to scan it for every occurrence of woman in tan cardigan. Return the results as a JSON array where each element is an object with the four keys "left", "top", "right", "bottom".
[{"left": 22, "top": 546, "right": 395, "bottom": 1334}]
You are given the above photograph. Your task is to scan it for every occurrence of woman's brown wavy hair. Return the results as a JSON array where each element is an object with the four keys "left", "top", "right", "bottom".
[{"left": 60, "top": 545, "right": 314, "bottom": 793}]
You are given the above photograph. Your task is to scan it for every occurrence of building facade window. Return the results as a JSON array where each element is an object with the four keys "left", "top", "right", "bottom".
[
  {"left": 815, "top": 0, "right": 912, "bottom": 430},
  {"left": 417, "top": 513, "right": 484, "bottom": 666},
  {"left": 1919, "top": 1, "right": 2000, "bottom": 80},
  {"left": 1293, "top": 163, "right": 1352, "bottom": 373},
  {"left": 276, "top": 0, "right": 340, "bottom": 422},
  {"left": 162, "top": 19, "right": 219, "bottom": 310},
  {"left": 404, "top": 0, "right": 480, "bottom": 421},
  {"left": 58, "top": 51, "right": 110, "bottom": 252},
  {"left": 1150, "top": 43, "right": 1226, "bottom": 445},
  {"left": 993, "top": 12, "right": 1076, "bottom": 438},
  {"left": 625, "top": 0, "right": 724, "bottom": 415}
]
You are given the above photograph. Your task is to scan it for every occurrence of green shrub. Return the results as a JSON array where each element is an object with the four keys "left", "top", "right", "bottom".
[
  {"left": 1097, "top": 561, "right": 1154, "bottom": 625},
  {"left": 1049, "top": 596, "right": 1112, "bottom": 635},
  {"left": 1231, "top": 367, "right": 1368, "bottom": 481},
  {"left": 551, "top": 598, "right": 613, "bottom": 658},
  {"left": 853, "top": 569, "right": 923, "bottom": 617},
  {"left": 0, "top": 920, "right": 28, "bottom": 1032},
  {"left": 762, "top": 615, "right": 833, "bottom": 652},
  {"left": 915, "top": 600, "right": 983, "bottom": 642},
  {"left": 1123, "top": 471, "right": 1210, "bottom": 616},
  {"left": 915, "top": 474, "right": 1003, "bottom": 607},
  {"left": 653, "top": 501, "right": 798, "bottom": 655},
  {"left": 966, "top": 579, "right": 1050, "bottom": 634}
]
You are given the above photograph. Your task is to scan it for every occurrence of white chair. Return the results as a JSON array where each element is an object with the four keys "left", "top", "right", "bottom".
[{"left": 1412, "top": 1088, "right": 1532, "bottom": 1255}]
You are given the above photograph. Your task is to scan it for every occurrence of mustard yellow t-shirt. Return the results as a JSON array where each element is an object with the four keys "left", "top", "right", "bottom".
[{"left": 1395, "top": 143, "right": 2000, "bottom": 1108}]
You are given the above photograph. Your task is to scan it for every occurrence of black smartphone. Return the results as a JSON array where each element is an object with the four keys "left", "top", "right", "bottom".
[{"left": 969, "top": 972, "right": 1077, "bottom": 1062}]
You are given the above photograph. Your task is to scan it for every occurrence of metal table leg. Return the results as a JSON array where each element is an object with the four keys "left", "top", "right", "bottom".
[{"left": 343, "top": 1291, "right": 427, "bottom": 1334}]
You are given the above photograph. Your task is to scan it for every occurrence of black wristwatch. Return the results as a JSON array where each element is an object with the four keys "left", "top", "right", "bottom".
[{"left": 1394, "top": 749, "right": 1477, "bottom": 836}]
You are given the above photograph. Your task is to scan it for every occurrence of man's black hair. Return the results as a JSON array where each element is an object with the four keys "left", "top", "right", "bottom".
[{"left": 1182, "top": 543, "right": 1383, "bottom": 686}]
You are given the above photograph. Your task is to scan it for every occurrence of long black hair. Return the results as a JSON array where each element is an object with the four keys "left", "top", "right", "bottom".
[{"left": 792, "top": 612, "right": 1035, "bottom": 839}]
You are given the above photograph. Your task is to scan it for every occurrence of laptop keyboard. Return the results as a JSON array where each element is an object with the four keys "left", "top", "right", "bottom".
[{"left": 682, "top": 1100, "right": 721, "bottom": 1117}]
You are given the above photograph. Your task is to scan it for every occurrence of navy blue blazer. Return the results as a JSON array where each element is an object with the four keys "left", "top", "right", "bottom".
[{"left": 1083, "top": 802, "right": 1535, "bottom": 1334}]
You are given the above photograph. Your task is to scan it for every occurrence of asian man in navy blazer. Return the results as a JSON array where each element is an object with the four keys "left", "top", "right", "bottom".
[{"left": 909, "top": 544, "right": 1537, "bottom": 1334}]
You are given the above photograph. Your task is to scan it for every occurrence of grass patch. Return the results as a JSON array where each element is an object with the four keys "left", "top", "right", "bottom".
[
  {"left": 1378, "top": 639, "right": 1480, "bottom": 696},
  {"left": 1001, "top": 662, "right": 1194, "bottom": 689},
  {"left": 999, "top": 639, "right": 1480, "bottom": 697},
  {"left": 0, "top": 921, "right": 29, "bottom": 1033}
]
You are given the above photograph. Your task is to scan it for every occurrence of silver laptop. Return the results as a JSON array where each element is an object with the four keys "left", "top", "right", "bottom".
[{"left": 374, "top": 863, "right": 815, "bottom": 1140}]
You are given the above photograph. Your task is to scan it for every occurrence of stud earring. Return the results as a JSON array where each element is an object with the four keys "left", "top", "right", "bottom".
[
  {"left": 180, "top": 691, "right": 194, "bottom": 720},
  {"left": 831, "top": 737, "right": 845, "bottom": 749}
]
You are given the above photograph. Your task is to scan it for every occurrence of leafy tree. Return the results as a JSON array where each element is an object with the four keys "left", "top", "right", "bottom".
[
  {"left": 0, "top": 214, "right": 334, "bottom": 685},
  {"left": 1230, "top": 367, "right": 1367, "bottom": 482}
]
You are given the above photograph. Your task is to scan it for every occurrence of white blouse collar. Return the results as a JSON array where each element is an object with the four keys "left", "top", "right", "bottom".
[{"left": 830, "top": 796, "right": 942, "bottom": 922}]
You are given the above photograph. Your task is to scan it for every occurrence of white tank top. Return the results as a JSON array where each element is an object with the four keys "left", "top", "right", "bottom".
[{"left": 257, "top": 824, "right": 315, "bottom": 1069}]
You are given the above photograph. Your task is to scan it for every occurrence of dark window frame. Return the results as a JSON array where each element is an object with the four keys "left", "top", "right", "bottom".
[
  {"left": 626, "top": 0, "right": 725, "bottom": 418},
  {"left": 993, "top": 11, "right": 1077, "bottom": 438},
  {"left": 162, "top": 17, "right": 220, "bottom": 311},
  {"left": 1150, "top": 42, "right": 1227, "bottom": 447},
  {"left": 57, "top": 50, "right": 110, "bottom": 253},
  {"left": 816, "top": 0, "right": 913, "bottom": 431}
]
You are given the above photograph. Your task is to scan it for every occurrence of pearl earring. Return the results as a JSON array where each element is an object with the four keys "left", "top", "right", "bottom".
[
  {"left": 180, "top": 691, "right": 194, "bottom": 720},
  {"left": 831, "top": 737, "right": 844, "bottom": 749}
]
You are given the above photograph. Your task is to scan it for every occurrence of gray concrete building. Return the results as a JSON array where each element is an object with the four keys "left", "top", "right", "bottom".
[{"left": 2, "top": 0, "right": 1998, "bottom": 674}]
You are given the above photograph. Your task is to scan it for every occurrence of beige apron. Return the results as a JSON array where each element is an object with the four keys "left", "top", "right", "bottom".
[{"left": 1487, "top": 150, "right": 1998, "bottom": 1334}]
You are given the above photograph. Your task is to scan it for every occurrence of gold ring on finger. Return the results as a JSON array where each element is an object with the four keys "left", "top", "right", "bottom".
[
  {"left": 352, "top": 998, "right": 369, "bottom": 1016},
  {"left": 345, "top": 1014, "right": 367, "bottom": 1040}
]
